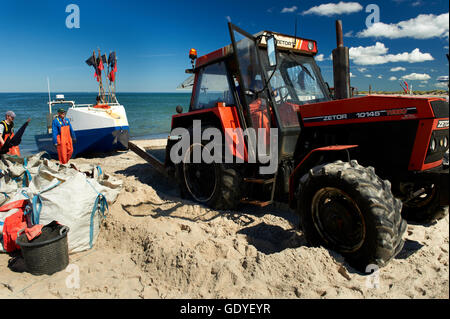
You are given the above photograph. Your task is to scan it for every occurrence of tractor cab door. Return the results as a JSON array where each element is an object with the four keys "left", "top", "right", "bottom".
[{"left": 228, "top": 23, "right": 273, "bottom": 157}]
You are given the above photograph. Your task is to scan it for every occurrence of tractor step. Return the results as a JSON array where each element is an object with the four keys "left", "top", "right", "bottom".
[
  {"left": 240, "top": 199, "right": 273, "bottom": 207},
  {"left": 241, "top": 176, "right": 277, "bottom": 207},
  {"left": 243, "top": 177, "right": 276, "bottom": 185}
]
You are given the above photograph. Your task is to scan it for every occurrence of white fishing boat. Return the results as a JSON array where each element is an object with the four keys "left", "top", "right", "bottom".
[{"left": 35, "top": 50, "right": 129, "bottom": 157}]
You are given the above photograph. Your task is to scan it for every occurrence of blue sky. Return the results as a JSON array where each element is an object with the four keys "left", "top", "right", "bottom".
[{"left": 0, "top": 0, "right": 448, "bottom": 92}]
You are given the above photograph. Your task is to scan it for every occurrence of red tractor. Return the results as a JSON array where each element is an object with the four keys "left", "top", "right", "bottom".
[{"left": 136, "top": 22, "right": 449, "bottom": 270}]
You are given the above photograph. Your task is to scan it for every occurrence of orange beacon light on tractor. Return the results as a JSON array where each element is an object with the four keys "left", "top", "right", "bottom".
[
  {"left": 189, "top": 48, "right": 197, "bottom": 69},
  {"left": 189, "top": 48, "right": 197, "bottom": 60}
]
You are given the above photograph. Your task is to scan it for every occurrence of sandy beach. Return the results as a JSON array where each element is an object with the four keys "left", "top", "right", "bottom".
[
  {"left": 0, "top": 145, "right": 448, "bottom": 299},
  {"left": 1, "top": 0, "right": 449, "bottom": 302}
]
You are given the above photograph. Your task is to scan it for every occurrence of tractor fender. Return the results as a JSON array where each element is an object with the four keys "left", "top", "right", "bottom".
[
  {"left": 171, "top": 108, "right": 224, "bottom": 134},
  {"left": 288, "top": 145, "right": 358, "bottom": 209},
  {"left": 167, "top": 106, "right": 247, "bottom": 166},
  {"left": 166, "top": 109, "right": 222, "bottom": 167}
]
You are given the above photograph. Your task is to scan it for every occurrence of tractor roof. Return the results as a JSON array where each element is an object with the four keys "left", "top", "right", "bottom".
[{"left": 195, "top": 31, "right": 318, "bottom": 69}]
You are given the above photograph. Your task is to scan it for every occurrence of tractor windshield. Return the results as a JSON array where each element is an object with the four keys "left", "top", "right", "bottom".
[
  {"left": 261, "top": 50, "right": 330, "bottom": 128},
  {"left": 229, "top": 23, "right": 330, "bottom": 131}
]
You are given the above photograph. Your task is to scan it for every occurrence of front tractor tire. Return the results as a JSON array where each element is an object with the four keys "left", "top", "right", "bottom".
[
  {"left": 401, "top": 183, "right": 448, "bottom": 224},
  {"left": 297, "top": 160, "right": 407, "bottom": 271},
  {"left": 175, "top": 126, "right": 242, "bottom": 210}
]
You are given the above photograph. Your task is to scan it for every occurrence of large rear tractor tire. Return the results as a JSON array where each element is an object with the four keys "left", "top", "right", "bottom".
[
  {"left": 297, "top": 160, "right": 406, "bottom": 271},
  {"left": 175, "top": 126, "right": 242, "bottom": 210}
]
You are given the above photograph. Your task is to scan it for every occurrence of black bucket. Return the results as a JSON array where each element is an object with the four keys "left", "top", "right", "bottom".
[{"left": 16, "top": 221, "right": 70, "bottom": 276}]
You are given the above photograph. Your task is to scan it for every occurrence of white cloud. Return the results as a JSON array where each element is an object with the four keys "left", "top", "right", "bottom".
[
  {"left": 445, "top": 46, "right": 449, "bottom": 50},
  {"left": 281, "top": 6, "right": 297, "bottom": 13},
  {"left": 344, "top": 31, "right": 354, "bottom": 37},
  {"left": 389, "top": 76, "right": 398, "bottom": 81},
  {"left": 357, "top": 13, "right": 449, "bottom": 39},
  {"left": 388, "top": 49, "right": 434, "bottom": 63},
  {"left": 357, "top": 67, "right": 367, "bottom": 72},
  {"left": 437, "top": 75, "right": 449, "bottom": 82},
  {"left": 315, "top": 54, "right": 325, "bottom": 62},
  {"left": 349, "top": 42, "right": 388, "bottom": 65},
  {"left": 377, "top": 75, "right": 383, "bottom": 79},
  {"left": 302, "top": 1, "right": 363, "bottom": 16},
  {"left": 401, "top": 73, "right": 431, "bottom": 81},
  {"left": 349, "top": 42, "right": 434, "bottom": 65},
  {"left": 365, "top": 74, "right": 372, "bottom": 78},
  {"left": 435, "top": 82, "right": 449, "bottom": 88},
  {"left": 350, "top": 72, "right": 356, "bottom": 78},
  {"left": 390, "top": 66, "right": 406, "bottom": 72},
  {"left": 412, "top": 0, "right": 422, "bottom": 6}
]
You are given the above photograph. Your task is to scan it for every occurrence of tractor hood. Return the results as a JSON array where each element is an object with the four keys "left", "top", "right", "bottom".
[{"left": 298, "top": 95, "right": 449, "bottom": 127}]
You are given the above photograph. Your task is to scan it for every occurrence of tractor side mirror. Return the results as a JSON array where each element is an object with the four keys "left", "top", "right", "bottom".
[
  {"left": 176, "top": 105, "right": 183, "bottom": 114},
  {"left": 267, "top": 35, "right": 277, "bottom": 67}
]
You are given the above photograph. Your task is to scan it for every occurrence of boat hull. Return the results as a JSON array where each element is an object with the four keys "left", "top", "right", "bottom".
[
  {"left": 35, "top": 103, "right": 129, "bottom": 158},
  {"left": 35, "top": 125, "right": 129, "bottom": 158}
]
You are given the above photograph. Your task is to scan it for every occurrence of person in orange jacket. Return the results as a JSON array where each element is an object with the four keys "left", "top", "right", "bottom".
[{"left": 52, "top": 108, "right": 76, "bottom": 164}]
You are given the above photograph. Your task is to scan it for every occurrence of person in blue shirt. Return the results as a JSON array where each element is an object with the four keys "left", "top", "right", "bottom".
[{"left": 52, "top": 108, "right": 76, "bottom": 164}]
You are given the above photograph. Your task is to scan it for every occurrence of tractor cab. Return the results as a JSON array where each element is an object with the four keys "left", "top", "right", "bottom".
[
  {"left": 230, "top": 24, "right": 330, "bottom": 160},
  {"left": 186, "top": 23, "right": 330, "bottom": 160}
]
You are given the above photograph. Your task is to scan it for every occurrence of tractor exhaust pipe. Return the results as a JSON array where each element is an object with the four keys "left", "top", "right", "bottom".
[{"left": 332, "top": 20, "right": 351, "bottom": 99}]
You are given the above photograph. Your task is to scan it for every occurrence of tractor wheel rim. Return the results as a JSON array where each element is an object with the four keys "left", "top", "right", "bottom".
[
  {"left": 404, "top": 184, "right": 436, "bottom": 208},
  {"left": 311, "top": 187, "right": 366, "bottom": 253},
  {"left": 183, "top": 143, "right": 217, "bottom": 203}
]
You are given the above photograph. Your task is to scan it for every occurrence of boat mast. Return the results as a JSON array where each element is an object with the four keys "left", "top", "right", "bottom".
[
  {"left": 47, "top": 77, "right": 51, "bottom": 114},
  {"left": 95, "top": 49, "right": 106, "bottom": 103},
  {"left": 46, "top": 77, "right": 53, "bottom": 134},
  {"left": 86, "top": 49, "right": 118, "bottom": 104},
  {"left": 110, "top": 51, "right": 118, "bottom": 103},
  {"left": 104, "top": 51, "right": 113, "bottom": 104}
]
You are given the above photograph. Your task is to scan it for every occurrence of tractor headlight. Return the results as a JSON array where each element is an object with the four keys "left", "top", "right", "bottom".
[
  {"left": 444, "top": 136, "right": 448, "bottom": 148},
  {"left": 429, "top": 138, "right": 437, "bottom": 152}
]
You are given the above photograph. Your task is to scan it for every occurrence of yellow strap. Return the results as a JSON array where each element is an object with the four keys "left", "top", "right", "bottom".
[
  {"left": 56, "top": 117, "right": 66, "bottom": 126},
  {"left": 1, "top": 121, "right": 8, "bottom": 133}
]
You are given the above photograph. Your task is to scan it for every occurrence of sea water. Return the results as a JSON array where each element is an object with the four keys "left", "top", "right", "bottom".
[{"left": 0, "top": 92, "right": 191, "bottom": 156}]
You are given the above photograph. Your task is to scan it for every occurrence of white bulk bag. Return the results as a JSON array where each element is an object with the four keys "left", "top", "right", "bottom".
[
  {"left": 1, "top": 152, "right": 122, "bottom": 253},
  {"left": 27, "top": 173, "right": 109, "bottom": 253}
]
